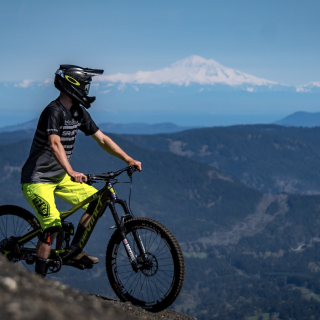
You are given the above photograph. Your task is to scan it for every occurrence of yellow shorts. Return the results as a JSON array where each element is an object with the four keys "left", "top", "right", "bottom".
[{"left": 22, "top": 174, "right": 98, "bottom": 231}]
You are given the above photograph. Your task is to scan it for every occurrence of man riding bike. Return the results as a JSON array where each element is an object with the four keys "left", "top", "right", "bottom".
[{"left": 20, "top": 65, "right": 141, "bottom": 277}]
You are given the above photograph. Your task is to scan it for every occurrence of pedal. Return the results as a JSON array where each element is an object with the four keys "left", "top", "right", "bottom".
[{"left": 65, "top": 260, "right": 93, "bottom": 270}]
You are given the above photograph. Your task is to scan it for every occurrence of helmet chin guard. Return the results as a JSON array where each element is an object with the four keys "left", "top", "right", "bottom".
[{"left": 54, "top": 65, "right": 104, "bottom": 109}]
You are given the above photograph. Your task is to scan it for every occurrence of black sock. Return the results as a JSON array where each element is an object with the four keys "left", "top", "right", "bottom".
[
  {"left": 35, "top": 257, "right": 47, "bottom": 277},
  {"left": 70, "top": 224, "right": 86, "bottom": 247}
]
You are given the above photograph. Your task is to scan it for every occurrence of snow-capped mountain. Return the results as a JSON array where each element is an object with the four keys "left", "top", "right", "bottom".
[
  {"left": 97, "top": 55, "right": 280, "bottom": 89},
  {"left": 296, "top": 82, "right": 320, "bottom": 93}
]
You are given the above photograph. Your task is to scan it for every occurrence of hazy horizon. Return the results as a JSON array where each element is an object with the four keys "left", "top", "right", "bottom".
[{"left": 2, "top": 1, "right": 320, "bottom": 128}]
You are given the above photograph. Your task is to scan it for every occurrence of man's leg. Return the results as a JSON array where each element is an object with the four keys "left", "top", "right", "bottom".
[
  {"left": 54, "top": 174, "right": 99, "bottom": 264},
  {"left": 70, "top": 200, "right": 97, "bottom": 248},
  {"left": 35, "top": 241, "right": 51, "bottom": 276},
  {"left": 22, "top": 182, "right": 62, "bottom": 276},
  {"left": 35, "top": 227, "right": 60, "bottom": 276}
]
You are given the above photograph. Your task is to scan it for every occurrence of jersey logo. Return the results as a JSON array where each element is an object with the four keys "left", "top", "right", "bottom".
[
  {"left": 32, "top": 195, "right": 50, "bottom": 217},
  {"left": 64, "top": 119, "right": 79, "bottom": 126},
  {"left": 62, "top": 130, "right": 77, "bottom": 136}
]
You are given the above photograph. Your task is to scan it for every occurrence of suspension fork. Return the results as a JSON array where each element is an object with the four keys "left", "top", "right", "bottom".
[{"left": 109, "top": 199, "right": 146, "bottom": 269}]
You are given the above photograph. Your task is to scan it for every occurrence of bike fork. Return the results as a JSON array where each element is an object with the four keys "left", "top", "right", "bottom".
[
  {"left": 119, "top": 216, "right": 146, "bottom": 272},
  {"left": 110, "top": 200, "right": 146, "bottom": 272}
]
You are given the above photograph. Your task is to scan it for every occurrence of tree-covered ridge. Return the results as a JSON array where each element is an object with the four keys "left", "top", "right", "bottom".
[{"left": 120, "top": 124, "right": 320, "bottom": 194}]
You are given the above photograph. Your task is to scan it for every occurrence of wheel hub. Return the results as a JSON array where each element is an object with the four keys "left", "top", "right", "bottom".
[
  {"left": 139, "top": 253, "right": 158, "bottom": 276},
  {"left": 0, "top": 237, "right": 23, "bottom": 263}
]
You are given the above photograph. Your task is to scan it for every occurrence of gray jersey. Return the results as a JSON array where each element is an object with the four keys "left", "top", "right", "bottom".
[{"left": 21, "top": 99, "right": 99, "bottom": 183}]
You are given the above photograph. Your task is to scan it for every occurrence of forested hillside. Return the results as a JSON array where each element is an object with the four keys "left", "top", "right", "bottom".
[
  {"left": 120, "top": 125, "right": 320, "bottom": 194},
  {"left": 1, "top": 130, "right": 320, "bottom": 319}
]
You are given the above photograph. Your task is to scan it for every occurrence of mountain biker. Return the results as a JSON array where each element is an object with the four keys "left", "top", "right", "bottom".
[{"left": 20, "top": 65, "right": 142, "bottom": 277}]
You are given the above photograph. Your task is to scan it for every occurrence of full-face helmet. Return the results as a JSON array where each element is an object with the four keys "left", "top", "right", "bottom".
[{"left": 54, "top": 65, "right": 104, "bottom": 109}]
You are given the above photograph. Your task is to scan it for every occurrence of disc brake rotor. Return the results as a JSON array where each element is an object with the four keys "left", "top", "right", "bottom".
[{"left": 139, "top": 253, "right": 158, "bottom": 277}]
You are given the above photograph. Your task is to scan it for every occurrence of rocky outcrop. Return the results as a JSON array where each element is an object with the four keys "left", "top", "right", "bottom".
[{"left": 0, "top": 255, "right": 193, "bottom": 320}]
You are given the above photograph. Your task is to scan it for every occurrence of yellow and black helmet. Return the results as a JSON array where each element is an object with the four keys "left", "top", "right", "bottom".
[{"left": 54, "top": 65, "right": 104, "bottom": 109}]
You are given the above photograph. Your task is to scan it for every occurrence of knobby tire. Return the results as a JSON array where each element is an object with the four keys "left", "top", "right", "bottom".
[{"left": 106, "top": 217, "right": 185, "bottom": 312}]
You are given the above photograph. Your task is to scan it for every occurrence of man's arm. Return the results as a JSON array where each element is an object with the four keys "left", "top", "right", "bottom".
[
  {"left": 48, "top": 134, "right": 87, "bottom": 183},
  {"left": 92, "top": 130, "right": 142, "bottom": 171}
]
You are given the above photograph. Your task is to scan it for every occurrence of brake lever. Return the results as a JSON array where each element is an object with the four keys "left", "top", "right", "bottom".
[{"left": 127, "top": 166, "right": 138, "bottom": 177}]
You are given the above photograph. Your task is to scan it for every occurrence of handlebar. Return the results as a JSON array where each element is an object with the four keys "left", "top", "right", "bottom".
[{"left": 71, "top": 166, "right": 139, "bottom": 183}]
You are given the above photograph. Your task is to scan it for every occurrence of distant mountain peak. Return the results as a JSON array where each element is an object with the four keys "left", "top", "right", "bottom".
[
  {"left": 274, "top": 111, "right": 320, "bottom": 127},
  {"left": 296, "top": 81, "right": 320, "bottom": 92},
  {"left": 97, "top": 55, "right": 279, "bottom": 88}
]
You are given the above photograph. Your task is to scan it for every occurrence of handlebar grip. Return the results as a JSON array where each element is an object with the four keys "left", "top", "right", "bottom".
[{"left": 71, "top": 176, "right": 88, "bottom": 182}]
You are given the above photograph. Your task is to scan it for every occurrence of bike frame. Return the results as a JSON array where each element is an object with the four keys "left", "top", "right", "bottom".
[{"left": 14, "top": 178, "right": 145, "bottom": 267}]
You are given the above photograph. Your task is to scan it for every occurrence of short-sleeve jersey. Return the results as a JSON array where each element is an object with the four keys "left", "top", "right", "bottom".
[{"left": 21, "top": 99, "right": 99, "bottom": 183}]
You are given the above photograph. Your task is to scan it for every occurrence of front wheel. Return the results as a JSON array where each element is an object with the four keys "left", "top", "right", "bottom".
[{"left": 106, "top": 217, "right": 185, "bottom": 312}]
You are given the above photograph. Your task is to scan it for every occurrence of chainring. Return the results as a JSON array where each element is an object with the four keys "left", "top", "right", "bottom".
[{"left": 46, "top": 254, "right": 63, "bottom": 274}]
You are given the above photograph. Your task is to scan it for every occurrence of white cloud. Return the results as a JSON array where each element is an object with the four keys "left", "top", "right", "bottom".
[
  {"left": 246, "top": 87, "right": 254, "bottom": 92},
  {"left": 132, "top": 85, "right": 139, "bottom": 91},
  {"left": 14, "top": 80, "right": 33, "bottom": 88},
  {"left": 101, "top": 90, "right": 111, "bottom": 94},
  {"left": 199, "top": 88, "right": 204, "bottom": 92},
  {"left": 118, "top": 83, "right": 126, "bottom": 91},
  {"left": 105, "top": 83, "right": 114, "bottom": 87},
  {"left": 97, "top": 55, "right": 279, "bottom": 88},
  {"left": 91, "top": 83, "right": 100, "bottom": 90},
  {"left": 38, "top": 78, "right": 53, "bottom": 87},
  {"left": 44, "top": 78, "right": 53, "bottom": 84}
]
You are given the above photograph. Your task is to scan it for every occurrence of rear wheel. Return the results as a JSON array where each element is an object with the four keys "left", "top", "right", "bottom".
[
  {"left": 0, "top": 205, "right": 40, "bottom": 271},
  {"left": 106, "top": 217, "right": 185, "bottom": 312}
]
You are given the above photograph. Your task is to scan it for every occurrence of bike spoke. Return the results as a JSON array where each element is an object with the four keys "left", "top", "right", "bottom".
[
  {"left": 120, "top": 273, "right": 135, "bottom": 282},
  {"left": 127, "top": 272, "right": 140, "bottom": 293},
  {"left": 15, "top": 215, "right": 22, "bottom": 235},
  {"left": 132, "top": 272, "right": 142, "bottom": 298},
  {"left": 149, "top": 275, "right": 166, "bottom": 297},
  {"left": 154, "top": 243, "right": 169, "bottom": 256},
  {"left": 154, "top": 271, "right": 172, "bottom": 286},
  {"left": 13, "top": 215, "right": 17, "bottom": 235},
  {"left": 0, "top": 215, "right": 7, "bottom": 238},
  {"left": 155, "top": 249, "right": 171, "bottom": 258},
  {"left": 16, "top": 219, "right": 27, "bottom": 236},
  {"left": 6, "top": 215, "right": 8, "bottom": 238},
  {"left": 0, "top": 221, "right": 6, "bottom": 238},
  {"left": 158, "top": 269, "right": 174, "bottom": 278},
  {"left": 147, "top": 231, "right": 158, "bottom": 253}
]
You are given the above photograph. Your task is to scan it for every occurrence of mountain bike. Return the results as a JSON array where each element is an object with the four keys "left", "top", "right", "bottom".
[{"left": 0, "top": 166, "right": 185, "bottom": 312}]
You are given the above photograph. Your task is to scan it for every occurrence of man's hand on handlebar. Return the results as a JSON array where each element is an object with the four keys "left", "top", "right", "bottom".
[
  {"left": 69, "top": 170, "right": 87, "bottom": 183},
  {"left": 127, "top": 158, "right": 142, "bottom": 171}
]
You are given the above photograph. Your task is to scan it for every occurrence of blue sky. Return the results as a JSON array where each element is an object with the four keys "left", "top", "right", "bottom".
[{"left": 1, "top": 1, "right": 320, "bottom": 126}]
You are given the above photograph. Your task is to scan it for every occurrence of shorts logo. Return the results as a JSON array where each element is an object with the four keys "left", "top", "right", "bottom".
[{"left": 32, "top": 195, "right": 50, "bottom": 217}]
